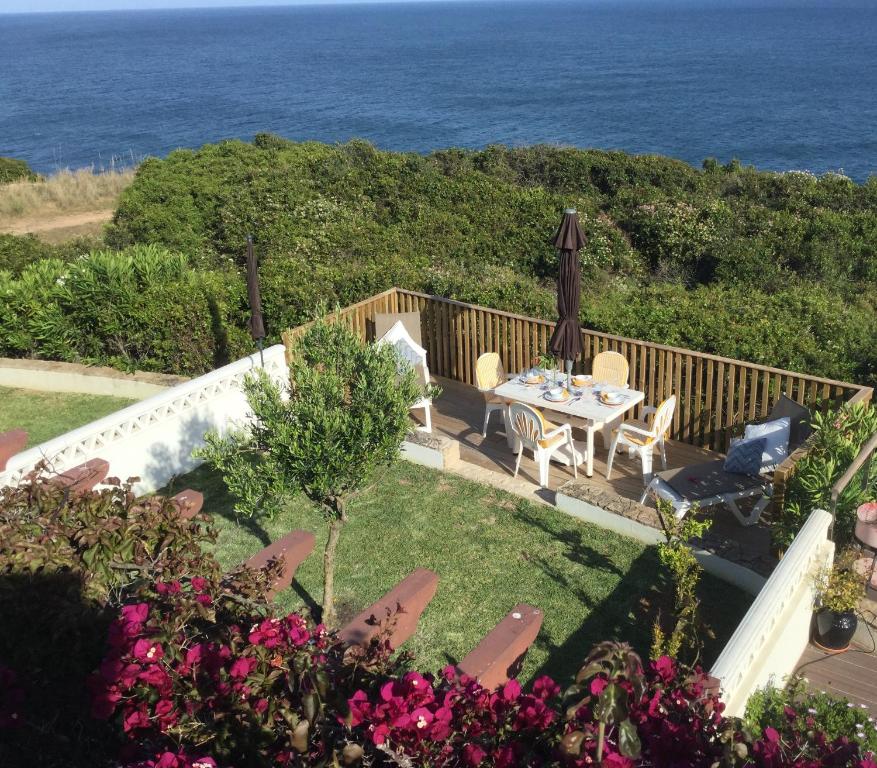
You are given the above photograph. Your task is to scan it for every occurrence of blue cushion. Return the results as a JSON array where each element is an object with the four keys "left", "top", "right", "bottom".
[{"left": 724, "top": 437, "right": 767, "bottom": 476}]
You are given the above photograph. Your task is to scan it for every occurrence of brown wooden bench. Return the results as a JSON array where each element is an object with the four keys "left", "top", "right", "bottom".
[
  {"left": 52, "top": 458, "right": 110, "bottom": 494},
  {"left": 244, "top": 530, "right": 316, "bottom": 599},
  {"left": 170, "top": 489, "right": 204, "bottom": 519},
  {"left": 0, "top": 429, "right": 27, "bottom": 471},
  {"left": 457, "top": 604, "right": 543, "bottom": 689},
  {"left": 339, "top": 568, "right": 439, "bottom": 650}
]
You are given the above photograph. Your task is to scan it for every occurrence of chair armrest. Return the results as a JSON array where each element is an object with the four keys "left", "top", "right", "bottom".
[
  {"left": 619, "top": 423, "right": 653, "bottom": 439},
  {"left": 642, "top": 405, "right": 657, "bottom": 416},
  {"left": 543, "top": 423, "right": 572, "bottom": 441}
]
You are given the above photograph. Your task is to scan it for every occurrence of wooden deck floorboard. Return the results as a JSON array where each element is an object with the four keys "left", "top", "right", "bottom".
[
  {"left": 797, "top": 643, "right": 877, "bottom": 711},
  {"left": 421, "top": 377, "right": 775, "bottom": 573}
]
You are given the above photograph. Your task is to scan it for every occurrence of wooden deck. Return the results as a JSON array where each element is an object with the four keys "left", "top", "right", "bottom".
[
  {"left": 424, "top": 378, "right": 775, "bottom": 574},
  {"left": 796, "top": 642, "right": 877, "bottom": 711}
]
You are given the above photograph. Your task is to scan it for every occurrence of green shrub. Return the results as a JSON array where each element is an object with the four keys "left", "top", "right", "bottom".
[
  {"left": 778, "top": 402, "right": 877, "bottom": 548},
  {"left": 0, "top": 157, "right": 39, "bottom": 184},
  {"left": 102, "top": 138, "right": 877, "bottom": 384},
  {"left": 0, "top": 244, "right": 249, "bottom": 374},
  {"left": 745, "top": 676, "right": 877, "bottom": 752},
  {"left": 0, "top": 466, "right": 220, "bottom": 766},
  {"left": 0, "top": 233, "right": 99, "bottom": 275}
]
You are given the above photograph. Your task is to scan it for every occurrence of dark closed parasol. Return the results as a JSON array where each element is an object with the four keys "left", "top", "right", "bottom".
[
  {"left": 548, "top": 209, "right": 585, "bottom": 380},
  {"left": 246, "top": 235, "right": 266, "bottom": 364}
]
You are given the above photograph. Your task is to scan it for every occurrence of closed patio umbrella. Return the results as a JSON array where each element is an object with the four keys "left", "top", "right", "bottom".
[
  {"left": 246, "top": 234, "right": 266, "bottom": 365},
  {"left": 548, "top": 208, "right": 586, "bottom": 388}
]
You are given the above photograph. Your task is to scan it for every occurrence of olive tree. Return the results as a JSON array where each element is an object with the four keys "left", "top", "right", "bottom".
[{"left": 197, "top": 318, "right": 423, "bottom": 626}]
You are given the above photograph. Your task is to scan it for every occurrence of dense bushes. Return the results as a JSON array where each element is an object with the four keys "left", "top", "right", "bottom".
[
  {"left": 0, "top": 156, "right": 39, "bottom": 184},
  {"left": 0, "top": 466, "right": 227, "bottom": 766},
  {"left": 99, "top": 138, "right": 877, "bottom": 383},
  {"left": 0, "top": 244, "right": 249, "bottom": 374},
  {"left": 1, "top": 468, "right": 875, "bottom": 768},
  {"left": 779, "top": 402, "right": 877, "bottom": 549}
]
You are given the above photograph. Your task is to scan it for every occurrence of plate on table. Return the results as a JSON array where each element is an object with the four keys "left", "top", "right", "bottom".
[
  {"left": 545, "top": 388, "right": 570, "bottom": 403},
  {"left": 572, "top": 374, "right": 592, "bottom": 387},
  {"left": 600, "top": 391, "right": 625, "bottom": 406},
  {"left": 523, "top": 374, "right": 545, "bottom": 385}
]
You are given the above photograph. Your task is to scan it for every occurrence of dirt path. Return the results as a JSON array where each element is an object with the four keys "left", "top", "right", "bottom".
[{"left": 1, "top": 209, "right": 114, "bottom": 236}]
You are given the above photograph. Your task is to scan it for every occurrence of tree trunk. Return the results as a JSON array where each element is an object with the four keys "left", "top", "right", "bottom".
[{"left": 321, "top": 501, "right": 346, "bottom": 628}]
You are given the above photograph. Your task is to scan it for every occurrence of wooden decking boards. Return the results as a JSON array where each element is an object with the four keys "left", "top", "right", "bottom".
[
  {"left": 797, "top": 643, "right": 877, "bottom": 712},
  {"left": 420, "top": 377, "right": 776, "bottom": 575}
]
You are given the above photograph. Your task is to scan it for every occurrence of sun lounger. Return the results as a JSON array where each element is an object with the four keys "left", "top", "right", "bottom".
[{"left": 641, "top": 459, "right": 772, "bottom": 526}]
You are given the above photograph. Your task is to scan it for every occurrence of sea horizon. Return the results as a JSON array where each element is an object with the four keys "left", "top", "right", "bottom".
[{"left": 2, "top": 0, "right": 875, "bottom": 179}]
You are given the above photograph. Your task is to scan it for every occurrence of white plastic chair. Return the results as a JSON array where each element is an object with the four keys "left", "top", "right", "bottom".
[
  {"left": 592, "top": 351, "right": 629, "bottom": 388},
  {"left": 376, "top": 320, "right": 432, "bottom": 433},
  {"left": 509, "top": 402, "right": 577, "bottom": 488},
  {"left": 606, "top": 395, "right": 676, "bottom": 481},
  {"left": 475, "top": 352, "right": 513, "bottom": 437}
]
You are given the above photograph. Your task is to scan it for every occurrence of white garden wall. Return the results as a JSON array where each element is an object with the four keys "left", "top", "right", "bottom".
[
  {"left": 0, "top": 345, "right": 288, "bottom": 495},
  {"left": 709, "top": 508, "right": 835, "bottom": 717}
]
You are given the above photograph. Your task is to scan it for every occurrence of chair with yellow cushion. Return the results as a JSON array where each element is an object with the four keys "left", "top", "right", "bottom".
[
  {"left": 509, "top": 402, "right": 577, "bottom": 488},
  {"left": 606, "top": 395, "right": 676, "bottom": 481},
  {"left": 475, "top": 352, "right": 514, "bottom": 437},
  {"left": 592, "top": 351, "right": 629, "bottom": 388}
]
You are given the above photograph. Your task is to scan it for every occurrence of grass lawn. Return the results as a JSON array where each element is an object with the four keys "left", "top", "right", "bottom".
[
  {"left": 168, "top": 460, "right": 752, "bottom": 686},
  {"left": 0, "top": 386, "right": 137, "bottom": 447}
]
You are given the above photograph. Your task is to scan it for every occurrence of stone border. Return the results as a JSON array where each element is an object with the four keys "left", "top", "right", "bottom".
[
  {"left": 556, "top": 480, "right": 766, "bottom": 596},
  {"left": 0, "top": 357, "right": 189, "bottom": 399},
  {"left": 401, "top": 431, "right": 460, "bottom": 470}
]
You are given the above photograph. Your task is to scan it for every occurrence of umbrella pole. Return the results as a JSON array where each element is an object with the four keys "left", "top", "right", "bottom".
[
  {"left": 258, "top": 337, "right": 264, "bottom": 367},
  {"left": 566, "top": 359, "right": 573, "bottom": 389}
]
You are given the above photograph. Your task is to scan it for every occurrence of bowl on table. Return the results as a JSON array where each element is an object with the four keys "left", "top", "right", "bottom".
[
  {"left": 599, "top": 390, "right": 625, "bottom": 406},
  {"left": 546, "top": 386, "right": 569, "bottom": 402},
  {"left": 524, "top": 373, "right": 545, "bottom": 385},
  {"left": 571, "top": 374, "right": 592, "bottom": 387}
]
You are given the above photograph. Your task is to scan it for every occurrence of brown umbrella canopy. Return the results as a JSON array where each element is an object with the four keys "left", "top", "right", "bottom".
[
  {"left": 548, "top": 209, "right": 585, "bottom": 362},
  {"left": 246, "top": 235, "right": 266, "bottom": 341}
]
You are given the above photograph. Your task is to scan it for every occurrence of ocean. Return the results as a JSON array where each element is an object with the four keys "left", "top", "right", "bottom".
[{"left": 1, "top": 1, "right": 876, "bottom": 179}]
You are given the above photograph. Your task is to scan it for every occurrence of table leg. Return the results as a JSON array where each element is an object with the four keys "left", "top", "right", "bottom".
[{"left": 586, "top": 426, "right": 595, "bottom": 477}]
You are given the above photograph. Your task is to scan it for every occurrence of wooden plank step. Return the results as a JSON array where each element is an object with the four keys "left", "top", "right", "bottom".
[
  {"left": 170, "top": 488, "right": 204, "bottom": 519},
  {"left": 52, "top": 458, "right": 109, "bottom": 494},
  {"left": 245, "top": 530, "right": 316, "bottom": 600},
  {"left": 457, "top": 604, "right": 543, "bottom": 689},
  {"left": 339, "top": 568, "right": 439, "bottom": 650},
  {"left": 0, "top": 429, "right": 27, "bottom": 471}
]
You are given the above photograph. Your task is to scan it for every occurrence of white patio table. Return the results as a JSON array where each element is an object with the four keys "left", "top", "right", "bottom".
[{"left": 494, "top": 373, "right": 646, "bottom": 478}]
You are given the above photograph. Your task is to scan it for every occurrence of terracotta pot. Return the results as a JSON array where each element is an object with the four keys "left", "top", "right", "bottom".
[{"left": 814, "top": 609, "right": 857, "bottom": 651}]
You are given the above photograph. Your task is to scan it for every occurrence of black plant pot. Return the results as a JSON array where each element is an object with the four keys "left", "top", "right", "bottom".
[{"left": 814, "top": 608, "right": 857, "bottom": 651}]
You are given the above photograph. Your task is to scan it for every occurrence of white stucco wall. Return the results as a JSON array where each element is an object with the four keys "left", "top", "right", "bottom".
[
  {"left": 710, "top": 508, "right": 835, "bottom": 717},
  {"left": 0, "top": 345, "right": 289, "bottom": 495}
]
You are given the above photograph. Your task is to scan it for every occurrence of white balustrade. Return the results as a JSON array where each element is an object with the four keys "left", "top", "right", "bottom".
[
  {"left": 709, "top": 508, "right": 835, "bottom": 717},
  {"left": 0, "top": 345, "right": 288, "bottom": 495}
]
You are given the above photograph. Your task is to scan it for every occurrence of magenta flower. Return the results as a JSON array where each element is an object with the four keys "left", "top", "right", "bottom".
[
  {"left": 229, "top": 656, "right": 258, "bottom": 680},
  {"left": 133, "top": 639, "right": 164, "bottom": 663}
]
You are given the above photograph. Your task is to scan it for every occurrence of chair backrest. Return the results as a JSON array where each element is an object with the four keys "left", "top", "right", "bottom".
[
  {"left": 374, "top": 311, "right": 422, "bottom": 348},
  {"left": 509, "top": 402, "right": 546, "bottom": 450},
  {"left": 592, "top": 351, "right": 629, "bottom": 387},
  {"left": 475, "top": 352, "right": 506, "bottom": 392},
  {"left": 652, "top": 395, "right": 676, "bottom": 438},
  {"left": 376, "top": 320, "right": 429, "bottom": 387}
]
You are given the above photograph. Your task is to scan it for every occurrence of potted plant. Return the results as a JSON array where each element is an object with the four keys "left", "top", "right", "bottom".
[{"left": 813, "top": 554, "right": 864, "bottom": 652}]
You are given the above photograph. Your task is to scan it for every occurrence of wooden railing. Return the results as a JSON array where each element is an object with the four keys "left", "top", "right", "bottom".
[{"left": 282, "top": 287, "right": 873, "bottom": 509}]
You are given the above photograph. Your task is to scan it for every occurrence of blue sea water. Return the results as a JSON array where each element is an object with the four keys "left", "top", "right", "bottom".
[{"left": 1, "top": 1, "right": 876, "bottom": 179}]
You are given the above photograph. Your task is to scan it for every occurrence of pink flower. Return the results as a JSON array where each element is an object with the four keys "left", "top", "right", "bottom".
[
  {"left": 603, "top": 754, "right": 635, "bottom": 768},
  {"left": 123, "top": 705, "right": 151, "bottom": 732},
  {"left": 133, "top": 639, "right": 164, "bottom": 663},
  {"left": 229, "top": 656, "right": 258, "bottom": 680},
  {"left": 501, "top": 679, "right": 521, "bottom": 702},
  {"left": 652, "top": 655, "right": 676, "bottom": 683},
  {"left": 463, "top": 744, "right": 487, "bottom": 766},
  {"left": 195, "top": 594, "right": 213, "bottom": 606},
  {"left": 121, "top": 603, "right": 149, "bottom": 625},
  {"left": 532, "top": 675, "right": 560, "bottom": 701},
  {"left": 590, "top": 677, "right": 608, "bottom": 696},
  {"left": 156, "top": 581, "right": 181, "bottom": 595},
  {"left": 190, "top": 577, "right": 209, "bottom": 593}
]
